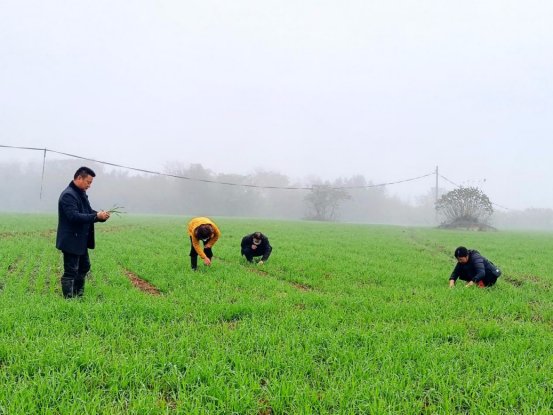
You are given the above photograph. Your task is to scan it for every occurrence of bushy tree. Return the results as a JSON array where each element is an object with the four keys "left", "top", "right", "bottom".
[
  {"left": 436, "top": 187, "right": 493, "bottom": 226},
  {"left": 304, "top": 184, "right": 352, "bottom": 221}
]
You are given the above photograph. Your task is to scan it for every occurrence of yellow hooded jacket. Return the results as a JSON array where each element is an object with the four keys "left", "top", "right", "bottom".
[{"left": 188, "top": 217, "right": 221, "bottom": 259}]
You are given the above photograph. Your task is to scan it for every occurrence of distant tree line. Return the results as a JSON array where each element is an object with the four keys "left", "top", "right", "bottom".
[{"left": 0, "top": 159, "right": 550, "bottom": 229}]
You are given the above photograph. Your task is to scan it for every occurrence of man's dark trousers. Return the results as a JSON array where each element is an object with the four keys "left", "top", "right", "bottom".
[
  {"left": 190, "top": 237, "right": 212, "bottom": 270},
  {"left": 241, "top": 246, "right": 267, "bottom": 263},
  {"left": 458, "top": 270, "right": 499, "bottom": 287},
  {"left": 480, "top": 274, "right": 499, "bottom": 287},
  {"left": 62, "top": 250, "right": 91, "bottom": 298}
]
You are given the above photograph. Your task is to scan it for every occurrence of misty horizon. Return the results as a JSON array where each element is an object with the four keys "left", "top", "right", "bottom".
[
  {"left": 1, "top": 1, "right": 552, "bottom": 211},
  {"left": 0, "top": 144, "right": 517, "bottom": 212}
]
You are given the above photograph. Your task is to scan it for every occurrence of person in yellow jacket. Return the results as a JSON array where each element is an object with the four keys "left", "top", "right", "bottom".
[{"left": 187, "top": 217, "right": 221, "bottom": 270}]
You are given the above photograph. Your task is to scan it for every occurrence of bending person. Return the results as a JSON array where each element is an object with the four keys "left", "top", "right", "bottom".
[
  {"left": 241, "top": 232, "right": 272, "bottom": 265},
  {"left": 449, "top": 246, "right": 501, "bottom": 288},
  {"left": 188, "top": 217, "right": 220, "bottom": 270}
]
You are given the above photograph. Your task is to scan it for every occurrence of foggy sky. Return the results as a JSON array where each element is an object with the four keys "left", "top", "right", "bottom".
[{"left": 1, "top": 0, "right": 552, "bottom": 210}]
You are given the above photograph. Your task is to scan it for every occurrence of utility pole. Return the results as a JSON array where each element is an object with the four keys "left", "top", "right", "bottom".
[
  {"left": 40, "top": 148, "right": 47, "bottom": 201},
  {"left": 435, "top": 166, "right": 439, "bottom": 223}
]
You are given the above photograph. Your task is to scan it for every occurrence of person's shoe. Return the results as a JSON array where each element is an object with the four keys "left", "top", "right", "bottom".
[
  {"left": 74, "top": 277, "right": 86, "bottom": 297},
  {"left": 61, "top": 278, "right": 75, "bottom": 299}
]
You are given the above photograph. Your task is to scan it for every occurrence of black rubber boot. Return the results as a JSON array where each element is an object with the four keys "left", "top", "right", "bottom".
[
  {"left": 74, "top": 276, "right": 86, "bottom": 297},
  {"left": 61, "top": 278, "right": 75, "bottom": 299}
]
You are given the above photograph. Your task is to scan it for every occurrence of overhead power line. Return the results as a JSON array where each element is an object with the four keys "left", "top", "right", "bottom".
[
  {"left": 438, "top": 173, "right": 514, "bottom": 211},
  {"left": 0, "top": 144, "right": 433, "bottom": 190},
  {"left": 490, "top": 202, "right": 514, "bottom": 211},
  {"left": 438, "top": 174, "right": 460, "bottom": 188}
]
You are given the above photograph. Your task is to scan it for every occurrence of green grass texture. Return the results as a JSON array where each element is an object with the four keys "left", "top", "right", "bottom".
[{"left": 1, "top": 214, "right": 552, "bottom": 413}]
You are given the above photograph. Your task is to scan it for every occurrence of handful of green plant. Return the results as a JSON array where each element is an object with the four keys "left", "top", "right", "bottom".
[{"left": 104, "top": 205, "right": 127, "bottom": 218}]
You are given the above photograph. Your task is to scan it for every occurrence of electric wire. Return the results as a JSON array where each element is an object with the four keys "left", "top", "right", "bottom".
[{"left": 1, "top": 144, "right": 434, "bottom": 190}]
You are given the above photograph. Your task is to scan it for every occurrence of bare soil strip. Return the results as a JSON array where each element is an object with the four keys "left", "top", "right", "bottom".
[
  {"left": 502, "top": 275, "right": 523, "bottom": 287},
  {"left": 214, "top": 258, "right": 314, "bottom": 292},
  {"left": 98, "top": 225, "right": 136, "bottom": 233},
  {"left": 0, "top": 229, "right": 57, "bottom": 239},
  {"left": 219, "top": 258, "right": 268, "bottom": 275},
  {"left": 247, "top": 267, "right": 269, "bottom": 276},
  {"left": 123, "top": 269, "right": 161, "bottom": 296},
  {"left": 290, "top": 282, "right": 312, "bottom": 291}
]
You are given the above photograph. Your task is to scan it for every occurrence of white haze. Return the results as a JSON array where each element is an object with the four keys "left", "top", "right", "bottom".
[{"left": 1, "top": 0, "right": 552, "bottom": 210}]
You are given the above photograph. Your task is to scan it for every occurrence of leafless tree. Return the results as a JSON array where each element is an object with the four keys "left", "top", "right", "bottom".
[{"left": 304, "top": 184, "right": 352, "bottom": 221}]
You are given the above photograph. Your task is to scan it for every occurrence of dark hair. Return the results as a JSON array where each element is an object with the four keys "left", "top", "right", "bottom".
[
  {"left": 74, "top": 167, "right": 96, "bottom": 180},
  {"left": 253, "top": 232, "right": 264, "bottom": 240},
  {"left": 195, "top": 224, "right": 213, "bottom": 239},
  {"left": 454, "top": 246, "right": 468, "bottom": 258}
]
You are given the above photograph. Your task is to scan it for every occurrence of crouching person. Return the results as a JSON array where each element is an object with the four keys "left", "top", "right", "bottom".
[
  {"left": 449, "top": 246, "right": 501, "bottom": 288},
  {"left": 188, "top": 217, "right": 220, "bottom": 270},
  {"left": 241, "top": 232, "right": 272, "bottom": 265}
]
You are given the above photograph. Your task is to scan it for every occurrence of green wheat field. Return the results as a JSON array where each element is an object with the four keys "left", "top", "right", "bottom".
[{"left": 1, "top": 214, "right": 552, "bottom": 413}]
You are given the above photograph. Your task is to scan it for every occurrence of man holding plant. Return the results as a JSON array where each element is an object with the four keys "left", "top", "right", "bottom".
[
  {"left": 188, "top": 217, "right": 221, "bottom": 270},
  {"left": 56, "top": 167, "right": 110, "bottom": 298}
]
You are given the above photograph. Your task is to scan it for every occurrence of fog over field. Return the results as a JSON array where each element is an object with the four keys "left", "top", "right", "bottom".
[
  {"left": 1, "top": 1, "right": 552, "bottom": 222},
  {"left": 2, "top": 4, "right": 553, "bottom": 411}
]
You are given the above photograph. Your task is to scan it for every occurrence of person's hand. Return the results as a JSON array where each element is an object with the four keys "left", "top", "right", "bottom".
[
  {"left": 258, "top": 260, "right": 264, "bottom": 265},
  {"left": 204, "top": 244, "right": 211, "bottom": 249},
  {"left": 465, "top": 281, "right": 474, "bottom": 288},
  {"left": 97, "top": 211, "right": 110, "bottom": 221},
  {"left": 203, "top": 257, "right": 211, "bottom": 266},
  {"left": 251, "top": 245, "right": 257, "bottom": 250},
  {"left": 449, "top": 280, "right": 455, "bottom": 288}
]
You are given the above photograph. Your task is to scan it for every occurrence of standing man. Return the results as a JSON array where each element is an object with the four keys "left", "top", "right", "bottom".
[
  {"left": 241, "top": 232, "right": 272, "bottom": 265},
  {"left": 449, "top": 246, "right": 501, "bottom": 288},
  {"left": 188, "top": 217, "right": 221, "bottom": 270},
  {"left": 56, "top": 167, "right": 110, "bottom": 298}
]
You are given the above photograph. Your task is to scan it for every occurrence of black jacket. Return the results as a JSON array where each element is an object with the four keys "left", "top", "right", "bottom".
[
  {"left": 449, "top": 250, "right": 500, "bottom": 283},
  {"left": 241, "top": 234, "right": 273, "bottom": 261},
  {"left": 56, "top": 181, "right": 102, "bottom": 255}
]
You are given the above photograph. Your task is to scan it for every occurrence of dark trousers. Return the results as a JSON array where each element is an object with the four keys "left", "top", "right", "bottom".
[
  {"left": 241, "top": 246, "right": 266, "bottom": 263},
  {"left": 460, "top": 272, "right": 498, "bottom": 287},
  {"left": 480, "top": 273, "right": 499, "bottom": 287},
  {"left": 190, "top": 237, "right": 213, "bottom": 270},
  {"left": 61, "top": 250, "right": 91, "bottom": 298}
]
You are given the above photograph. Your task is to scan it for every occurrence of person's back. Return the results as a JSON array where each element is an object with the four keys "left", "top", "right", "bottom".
[{"left": 187, "top": 217, "right": 221, "bottom": 270}]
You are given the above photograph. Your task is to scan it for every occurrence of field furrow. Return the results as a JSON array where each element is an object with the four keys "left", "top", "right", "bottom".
[{"left": 1, "top": 214, "right": 553, "bottom": 412}]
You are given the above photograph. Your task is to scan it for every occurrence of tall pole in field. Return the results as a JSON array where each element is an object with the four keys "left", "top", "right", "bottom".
[
  {"left": 435, "top": 166, "right": 439, "bottom": 223},
  {"left": 40, "top": 148, "right": 47, "bottom": 201}
]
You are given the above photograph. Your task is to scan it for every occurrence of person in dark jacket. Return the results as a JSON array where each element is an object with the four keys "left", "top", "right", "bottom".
[
  {"left": 449, "top": 246, "right": 501, "bottom": 288},
  {"left": 241, "top": 232, "right": 272, "bottom": 265},
  {"left": 56, "top": 167, "right": 110, "bottom": 298}
]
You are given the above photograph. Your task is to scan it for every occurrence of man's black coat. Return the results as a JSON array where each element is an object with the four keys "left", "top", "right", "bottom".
[
  {"left": 241, "top": 234, "right": 273, "bottom": 261},
  {"left": 449, "top": 249, "right": 501, "bottom": 283},
  {"left": 56, "top": 181, "right": 102, "bottom": 255}
]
